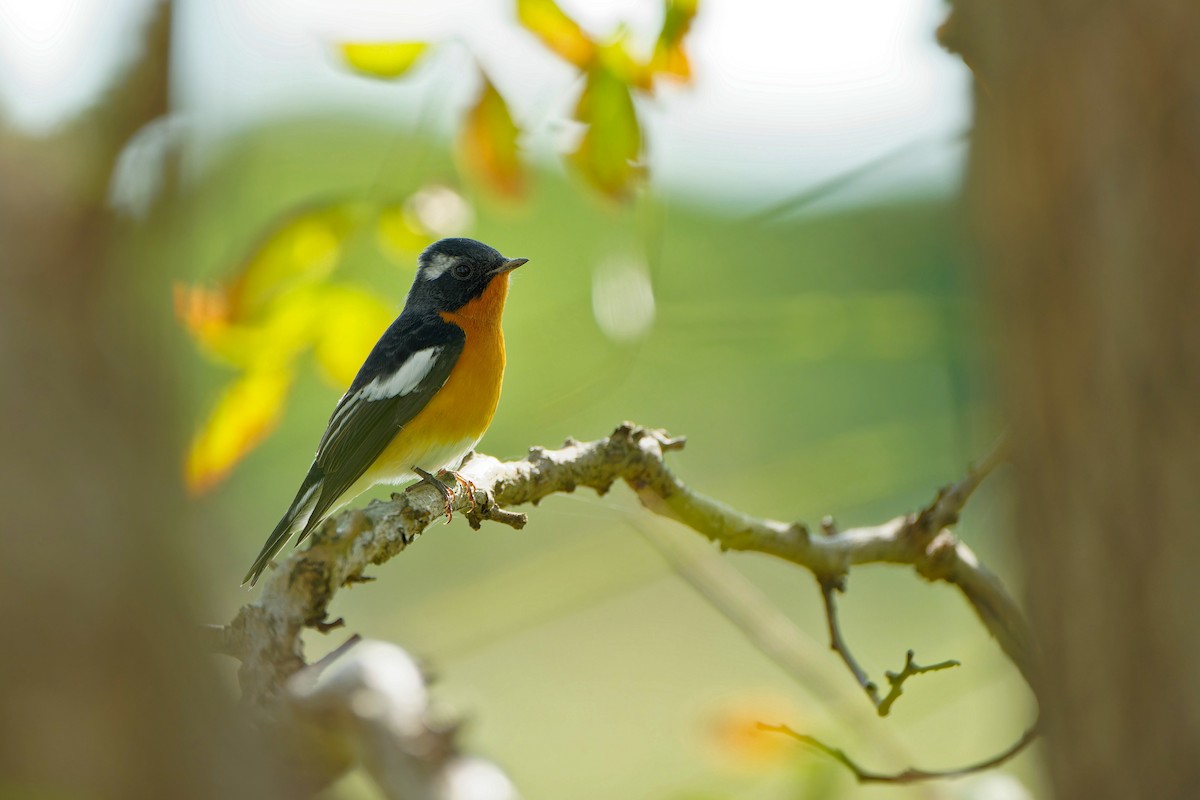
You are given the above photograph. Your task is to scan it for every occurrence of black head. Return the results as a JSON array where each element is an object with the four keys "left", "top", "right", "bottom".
[{"left": 406, "top": 237, "right": 528, "bottom": 312}]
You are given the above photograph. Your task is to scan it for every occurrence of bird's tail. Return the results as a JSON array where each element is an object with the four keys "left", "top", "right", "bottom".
[{"left": 242, "top": 474, "right": 323, "bottom": 587}]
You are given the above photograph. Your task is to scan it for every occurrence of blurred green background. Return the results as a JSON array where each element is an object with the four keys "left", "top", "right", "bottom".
[{"left": 146, "top": 116, "right": 1037, "bottom": 800}]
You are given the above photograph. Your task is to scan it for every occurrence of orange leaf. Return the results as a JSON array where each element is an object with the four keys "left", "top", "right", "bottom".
[
  {"left": 516, "top": 0, "right": 596, "bottom": 67},
  {"left": 185, "top": 368, "right": 293, "bottom": 494},
  {"left": 650, "top": 0, "right": 699, "bottom": 82},
  {"left": 174, "top": 283, "right": 230, "bottom": 343},
  {"left": 459, "top": 72, "right": 525, "bottom": 198},
  {"left": 569, "top": 64, "right": 645, "bottom": 200},
  {"left": 339, "top": 42, "right": 430, "bottom": 79}
]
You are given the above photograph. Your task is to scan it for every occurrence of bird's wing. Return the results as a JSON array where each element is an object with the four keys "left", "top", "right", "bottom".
[
  {"left": 307, "top": 316, "right": 466, "bottom": 527},
  {"left": 241, "top": 316, "right": 463, "bottom": 586}
]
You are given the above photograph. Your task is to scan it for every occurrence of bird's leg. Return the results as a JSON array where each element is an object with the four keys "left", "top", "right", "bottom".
[
  {"left": 410, "top": 466, "right": 454, "bottom": 523},
  {"left": 440, "top": 470, "right": 478, "bottom": 514}
]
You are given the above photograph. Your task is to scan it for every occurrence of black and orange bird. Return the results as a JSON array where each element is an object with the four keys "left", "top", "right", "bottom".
[{"left": 243, "top": 238, "right": 528, "bottom": 586}]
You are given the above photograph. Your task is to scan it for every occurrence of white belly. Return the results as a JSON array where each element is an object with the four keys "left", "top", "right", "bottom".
[{"left": 327, "top": 435, "right": 480, "bottom": 517}]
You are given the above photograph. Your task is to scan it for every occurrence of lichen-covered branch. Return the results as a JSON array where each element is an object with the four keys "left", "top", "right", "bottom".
[
  {"left": 224, "top": 423, "right": 1030, "bottom": 703},
  {"left": 219, "top": 422, "right": 1032, "bottom": 789}
]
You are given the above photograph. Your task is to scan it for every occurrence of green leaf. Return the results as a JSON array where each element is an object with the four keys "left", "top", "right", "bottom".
[
  {"left": 570, "top": 64, "right": 645, "bottom": 200},
  {"left": 339, "top": 42, "right": 430, "bottom": 79}
]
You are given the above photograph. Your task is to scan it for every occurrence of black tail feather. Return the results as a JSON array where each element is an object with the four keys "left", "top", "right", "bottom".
[{"left": 242, "top": 471, "right": 323, "bottom": 586}]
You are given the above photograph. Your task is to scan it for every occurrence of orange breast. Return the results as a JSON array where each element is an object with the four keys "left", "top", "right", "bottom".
[{"left": 376, "top": 273, "right": 509, "bottom": 465}]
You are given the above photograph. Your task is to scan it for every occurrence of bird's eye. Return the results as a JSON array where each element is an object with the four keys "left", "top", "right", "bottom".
[{"left": 452, "top": 263, "right": 473, "bottom": 280}]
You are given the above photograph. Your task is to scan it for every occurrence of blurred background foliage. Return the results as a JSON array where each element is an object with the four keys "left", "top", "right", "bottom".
[{"left": 2, "top": 0, "right": 1038, "bottom": 798}]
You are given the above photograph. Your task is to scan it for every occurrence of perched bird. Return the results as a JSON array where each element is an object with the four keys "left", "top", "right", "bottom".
[{"left": 243, "top": 238, "right": 528, "bottom": 586}]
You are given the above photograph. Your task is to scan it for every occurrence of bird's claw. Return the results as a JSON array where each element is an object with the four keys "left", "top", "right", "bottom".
[{"left": 442, "top": 470, "right": 478, "bottom": 514}]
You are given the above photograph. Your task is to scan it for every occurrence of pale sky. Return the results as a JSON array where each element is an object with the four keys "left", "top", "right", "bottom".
[{"left": 0, "top": 0, "right": 970, "bottom": 210}]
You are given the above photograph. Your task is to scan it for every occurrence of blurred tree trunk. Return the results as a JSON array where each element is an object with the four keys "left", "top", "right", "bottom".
[
  {"left": 948, "top": 1, "right": 1200, "bottom": 797},
  {"left": 0, "top": 4, "right": 284, "bottom": 798}
]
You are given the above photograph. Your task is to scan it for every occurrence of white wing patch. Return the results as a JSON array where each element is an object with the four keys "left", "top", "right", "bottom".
[{"left": 360, "top": 346, "right": 442, "bottom": 401}]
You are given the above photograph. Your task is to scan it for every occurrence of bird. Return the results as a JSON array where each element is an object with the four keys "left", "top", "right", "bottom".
[{"left": 243, "top": 237, "right": 528, "bottom": 586}]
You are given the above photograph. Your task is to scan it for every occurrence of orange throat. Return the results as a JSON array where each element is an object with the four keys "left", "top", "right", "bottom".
[
  {"left": 440, "top": 272, "right": 510, "bottom": 331},
  {"left": 411, "top": 271, "right": 509, "bottom": 442}
]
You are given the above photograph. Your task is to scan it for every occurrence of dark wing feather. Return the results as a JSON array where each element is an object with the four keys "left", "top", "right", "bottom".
[
  {"left": 301, "top": 316, "right": 465, "bottom": 539},
  {"left": 242, "top": 314, "right": 463, "bottom": 586}
]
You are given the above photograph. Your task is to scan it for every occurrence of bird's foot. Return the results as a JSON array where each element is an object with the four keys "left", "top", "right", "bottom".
[
  {"left": 440, "top": 470, "right": 478, "bottom": 514},
  {"left": 411, "top": 467, "right": 455, "bottom": 523}
]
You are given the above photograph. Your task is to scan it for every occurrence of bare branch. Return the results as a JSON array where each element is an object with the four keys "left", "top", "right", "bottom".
[
  {"left": 816, "top": 580, "right": 962, "bottom": 716},
  {"left": 759, "top": 722, "right": 1039, "bottom": 785},
  {"left": 632, "top": 523, "right": 947, "bottom": 797},
  {"left": 226, "top": 424, "right": 1029, "bottom": 711},
  {"left": 222, "top": 423, "right": 1030, "bottom": 793},
  {"left": 819, "top": 579, "right": 880, "bottom": 706},
  {"left": 303, "top": 634, "right": 363, "bottom": 679}
]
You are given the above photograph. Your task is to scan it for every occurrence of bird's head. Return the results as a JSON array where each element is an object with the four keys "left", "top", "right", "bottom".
[{"left": 408, "top": 237, "right": 528, "bottom": 314}]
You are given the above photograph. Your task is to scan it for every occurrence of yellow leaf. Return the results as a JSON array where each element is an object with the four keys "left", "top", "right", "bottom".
[
  {"left": 313, "top": 287, "right": 396, "bottom": 386},
  {"left": 569, "top": 64, "right": 645, "bottom": 200},
  {"left": 230, "top": 204, "right": 359, "bottom": 319},
  {"left": 186, "top": 368, "right": 293, "bottom": 494},
  {"left": 250, "top": 286, "right": 326, "bottom": 364},
  {"left": 180, "top": 283, "right": 391, "bottom": 488},
  {"left": 458, "top": 72, "right": 525, "bottom": 198},
  {"left": 597, "top": 35, "right": 653, "bottom": 93},
  {"left": 650, "top": 0, "right": 699, "bottom": 82},
  {"left": 339, "top": 42, "right": 430, "bottom": 79},
  {"left": 516, "top": 0, "right": 596, "bottom": 67}
]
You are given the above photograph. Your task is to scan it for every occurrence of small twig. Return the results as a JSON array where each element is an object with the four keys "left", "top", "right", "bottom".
[
  {"left": 819, "top": 578, "right": 880, "bottom": 706},
  {"left": 465, "top": 489, "right": 528, "bottom": 531},
  {"left": 744, "top": 132, "right": 967, "bottom": 226},
  {"left": 877, "top": 650, "right": 961, "bottom": 717},
  {"left": 288, "top": 634, "right": 364, "bottom": 695},
  {"left": 632, "top": 522, "right": 940, "bottom": 789},
  {"left": 309, "top": 615, "right": 345, "bottom": 634},
  {"left": 819, "top": 580, "right": 961, "bottom": 716},
  {"left": 914, "top": 436, "right": 1009, "bottom": 538},
  {"left": 307, "top": 634, "right": 363, "bottom": 676},
  {"left": 759, "top": 721, "right": 1039, "bottom": 784}
]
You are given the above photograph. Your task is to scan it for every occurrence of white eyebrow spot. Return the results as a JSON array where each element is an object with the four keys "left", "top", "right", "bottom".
[
  {"left": 360, "top": 346, "right": 442, "bottom": 400},
  {"left": 422, "top": 253, "right": 455, "bottom": 280}
]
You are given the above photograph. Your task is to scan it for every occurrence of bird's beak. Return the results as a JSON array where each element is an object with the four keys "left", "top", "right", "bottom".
[{"left": 493, "top": 257, "right": 529, "bottom": 275}]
